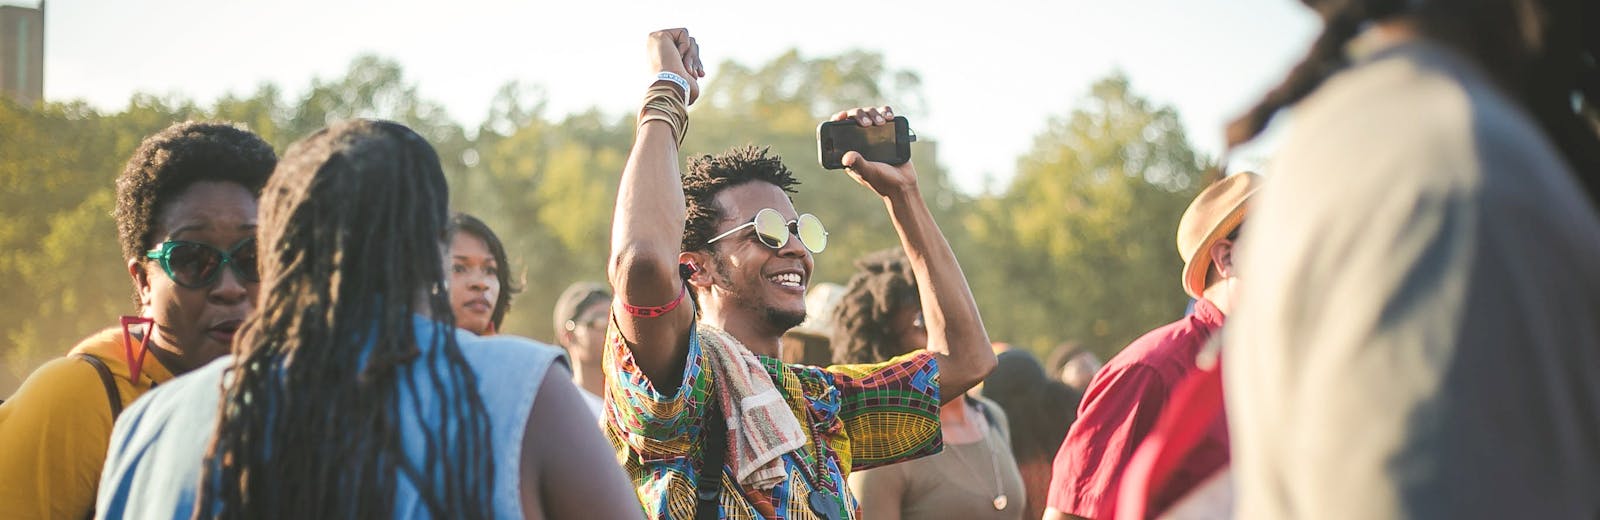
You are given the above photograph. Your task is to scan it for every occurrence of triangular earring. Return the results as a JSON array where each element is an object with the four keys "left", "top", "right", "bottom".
[{"left": 119, "top": 315, "right": 156, "bottom": 383}]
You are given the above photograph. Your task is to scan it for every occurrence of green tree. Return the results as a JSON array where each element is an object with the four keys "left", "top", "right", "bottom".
[
  {"left": 464, "top": 102, "right": 635, "bottom": 343},
  {"left": 968, "top": 73, "right": 1209, "bottom": 358}
]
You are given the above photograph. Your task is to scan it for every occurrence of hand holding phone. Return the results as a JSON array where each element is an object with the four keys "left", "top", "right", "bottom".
[
  {"left": 817, "top": 110, "right": 915, "bottom": 170},
  {"left": 822, "top": 107, "right": 922, "bottom": 198}
]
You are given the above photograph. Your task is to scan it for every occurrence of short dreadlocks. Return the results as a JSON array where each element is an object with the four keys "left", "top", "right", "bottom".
[{"left": 680, "top": 146, "right": 800, "bottom": 254}]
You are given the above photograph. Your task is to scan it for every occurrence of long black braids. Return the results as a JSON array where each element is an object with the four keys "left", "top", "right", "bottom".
[
  {"left": 195, "top": 120, "right": 495, "bottom": 519},
  {"left": 1228, "top": 0, "right": 1600, "bottom": 205}
]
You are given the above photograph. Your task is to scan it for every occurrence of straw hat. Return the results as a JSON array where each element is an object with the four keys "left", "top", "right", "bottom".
[
  {"left": 1177, "top": 172, "right": 1262, "bottom": 299},
  {"left": 787, "top": 281, "right": 851, "bottom": 337},
  {"left": 787, "top": 283, "right": 846, "bottom": 339}
]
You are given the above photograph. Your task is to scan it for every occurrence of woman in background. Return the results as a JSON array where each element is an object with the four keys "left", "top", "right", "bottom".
[{"left": 446, "top": 212, "right": 520, "bottom": 336}]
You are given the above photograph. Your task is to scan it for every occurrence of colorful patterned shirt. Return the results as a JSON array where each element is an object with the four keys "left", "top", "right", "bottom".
[{"left": 604, "top": 320, "right": 943, "bottom": 519}]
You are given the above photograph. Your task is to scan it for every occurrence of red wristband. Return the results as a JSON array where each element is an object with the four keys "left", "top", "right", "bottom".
[{"left": 621, "top": 284, "right": 687, "bottom": 318}]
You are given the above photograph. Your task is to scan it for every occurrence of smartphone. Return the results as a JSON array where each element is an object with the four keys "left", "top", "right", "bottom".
[{"left": 817, "top": 116, "right": 915, "bottom": 170}]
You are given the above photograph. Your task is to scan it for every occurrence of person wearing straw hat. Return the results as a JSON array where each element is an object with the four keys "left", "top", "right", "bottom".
[{"left": 1043, "top": 172, "right": 1262, "bottom": 520}]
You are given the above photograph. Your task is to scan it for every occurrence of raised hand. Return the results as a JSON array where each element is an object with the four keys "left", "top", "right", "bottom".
[
  {"left": 832, "top": 106, "right": 918, "bottom": 197},
  {"left": 647, "top": 28, "right": 704, "bottom": 105}
]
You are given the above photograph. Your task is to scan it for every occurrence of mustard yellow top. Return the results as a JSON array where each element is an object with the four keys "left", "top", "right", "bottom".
[{"left": 0, "top": 327, "right": 176, "bottom": 520}]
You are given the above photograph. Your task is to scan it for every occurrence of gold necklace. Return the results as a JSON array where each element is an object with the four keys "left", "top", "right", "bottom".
[{"left": 944, "top": 404, "right": 1008, "bottom": 511}]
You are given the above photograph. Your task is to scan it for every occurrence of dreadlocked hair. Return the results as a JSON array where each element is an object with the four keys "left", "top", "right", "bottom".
[
  {"left": 830, "top": 249, "right": 919, "bottom": 365},
  {"left": 1227, "top": 0, "right": 1600, "bottom": 205},
  {"left": 680, "top": 145, "right": 800, "bottom": 254},
  {"left": 195, "top": 120, "right": 495, "bottom": 519}
]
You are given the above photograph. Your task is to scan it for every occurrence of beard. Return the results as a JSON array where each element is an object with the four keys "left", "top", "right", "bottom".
[
  {"left": 711, "top": 253, "right": 807, "bottom": 334},
  {"left": 764, "top": 305, "right": 806, "bottom": 332}
]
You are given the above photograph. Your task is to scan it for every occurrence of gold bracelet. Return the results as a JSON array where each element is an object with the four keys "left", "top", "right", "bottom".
[
  {"left": 638, "top": 87, "right": 689, "bottom": 146},
  {"left": 638, "top": 101, "right": 684, "bottom": 146}
]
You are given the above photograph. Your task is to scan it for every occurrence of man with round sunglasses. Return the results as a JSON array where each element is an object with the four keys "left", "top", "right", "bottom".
[
  {"left": 705, "top": 208, "right": 829, "bottom": 253},
  {"left": 0, "top": 121, "right": 275, "bottom": 520},
  {"left": 605, "top": 29, "right": 995, "bottom": 520}
]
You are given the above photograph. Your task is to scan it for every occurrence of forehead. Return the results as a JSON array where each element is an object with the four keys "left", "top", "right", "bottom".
[
  {"left": 154, "top": 181, "right": 258, "bottom": 238},
  {"left": 713, "top": 182, "right": 799, "bottom": 223},
  {"left": 577, "top": 298, "right": 611, "bottom": 318},
  {"left": 449, "top": 232, "right": 493, "bottom": 258}
]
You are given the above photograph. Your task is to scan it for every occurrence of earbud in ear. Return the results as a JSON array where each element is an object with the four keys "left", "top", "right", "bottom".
[{"left": 679, "top": 261, "right": 698, "bottom": 279}]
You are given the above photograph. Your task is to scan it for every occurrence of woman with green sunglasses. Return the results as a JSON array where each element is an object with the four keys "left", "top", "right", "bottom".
[{"left": 0, "top": 121, "right": 276, "bottom": 520}]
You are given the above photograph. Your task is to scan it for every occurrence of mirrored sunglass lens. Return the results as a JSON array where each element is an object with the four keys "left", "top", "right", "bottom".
[
  {"left": 753, "top": 209, "right": 790, "bottom": 249},
  {"left": 168, "top": 243, "right": 222, "bottom": 286},
  {"left": 234, "top": 240, "right": 260, "bottom": 282},
  {"left": 798, "top": 214, "right": 827, "bottom": 253}
]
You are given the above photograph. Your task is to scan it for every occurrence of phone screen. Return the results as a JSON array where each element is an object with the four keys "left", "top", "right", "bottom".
[
  {"left": 820, "top": 119, "right": 903, "bottom": 169},
  {"left": 819, "top": 116, "right": 908, "bottom": 168}
]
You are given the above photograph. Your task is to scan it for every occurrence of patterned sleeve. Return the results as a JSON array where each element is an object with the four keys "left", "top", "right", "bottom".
[
  {"left": 602, "top": 317, "right": 713, "bottom": 456},
  {"left": 827, "top": 350, "right": 943, "bottom": 472}
]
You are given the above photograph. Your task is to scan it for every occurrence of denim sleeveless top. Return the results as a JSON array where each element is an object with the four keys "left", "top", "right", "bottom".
[{"left": 95, "top": 316, "right": 567, "bottom": 519}]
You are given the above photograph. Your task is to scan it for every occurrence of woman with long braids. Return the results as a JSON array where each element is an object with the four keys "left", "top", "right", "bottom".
[
  {"left": 94, "top": 119, "right": 639, "bottom": 519},
  {"left": 1223, "top": 1, "right": 1600, "bottom": 518}
]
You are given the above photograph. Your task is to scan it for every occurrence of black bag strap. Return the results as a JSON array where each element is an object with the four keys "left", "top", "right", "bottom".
[
  {"left": 695, "top": 398, "right": 727, "bottom": 520},
  {"left": 75, "top": 353, "right": 123, "bottom": 419}
]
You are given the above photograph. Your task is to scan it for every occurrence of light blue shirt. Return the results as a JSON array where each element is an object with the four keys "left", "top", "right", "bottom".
[{"left": 96, "top": 316, "right": 566, "bottom": 519}]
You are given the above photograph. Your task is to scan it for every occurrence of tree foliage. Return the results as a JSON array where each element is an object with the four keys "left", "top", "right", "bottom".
[{"left": 968, "top": 74, "right": 1208, "bottom": 357}]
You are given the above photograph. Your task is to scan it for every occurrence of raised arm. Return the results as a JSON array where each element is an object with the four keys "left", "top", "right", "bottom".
[
  {"left": 834, "top": 106, "right": 996, "bottom": 403},
  {"left": 607, "top": 29, "right": 703, "bottom": 390}
]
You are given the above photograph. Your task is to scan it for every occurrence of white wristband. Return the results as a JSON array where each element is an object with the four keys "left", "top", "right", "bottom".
[{"left": 655, "top": 71, "right": 690, "bottom": 102}]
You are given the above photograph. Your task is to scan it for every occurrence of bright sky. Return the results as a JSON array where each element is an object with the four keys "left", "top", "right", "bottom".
[{"left": 33, "top": 0, "right": 1318, "bottom": 193}]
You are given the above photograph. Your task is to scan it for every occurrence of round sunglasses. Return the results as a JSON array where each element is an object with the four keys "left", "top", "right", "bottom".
[
  {"left": 144, "top": 238, "right": 260, "bottom": 289},
  {"left": 706, "top": 207, "right": 829, "bottom": 253}
]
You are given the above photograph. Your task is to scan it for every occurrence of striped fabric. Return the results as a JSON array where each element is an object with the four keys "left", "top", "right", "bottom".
[
  {"left": 697, "top": 325, "right": 808, "bottom": 490},
  {"left": 603, "top": 320, "right": 943, "bottom": 519}
]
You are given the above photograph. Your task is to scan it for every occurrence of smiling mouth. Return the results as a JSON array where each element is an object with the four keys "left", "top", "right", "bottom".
[{"left": 768, "top": 272, "right": 804, "bottom": 289}]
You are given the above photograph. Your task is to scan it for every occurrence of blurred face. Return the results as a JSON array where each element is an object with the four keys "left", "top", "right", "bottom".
[
  {"left": 447, "top": 232, "right": 500, "bottom": 335},
  {"left": 1059, "top": 353, "right": 1103, "bottom": 390},
  {"left": 889, "top": 303, "right": 928, "bottom": 355},
  {"left": 130, "top": 181, "right": 259, "bottom": 370},
  {"left": 697, "top": 182, "right": 815, "bottom": 333},
  {"left": 564, "top": 300, "right": 610, "bottom": 363}
]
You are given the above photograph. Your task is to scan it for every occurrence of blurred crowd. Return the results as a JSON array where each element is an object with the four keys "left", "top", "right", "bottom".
[{"left": 2, "top": 1, "right": 1598, "bottom": 518}]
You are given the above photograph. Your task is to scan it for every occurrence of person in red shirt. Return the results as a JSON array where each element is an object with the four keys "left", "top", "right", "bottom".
[
  {"left": 1114, "top": 342, "right": 1230, "bottom": 519},
  {"left": 1043, "top": 172, "right": 1260, "bottom": 520}
]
